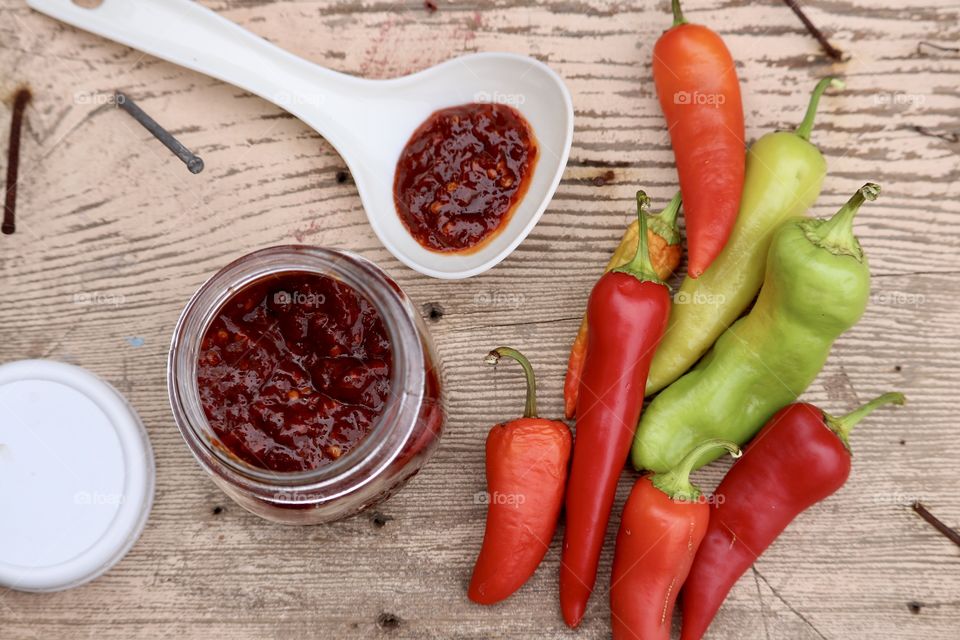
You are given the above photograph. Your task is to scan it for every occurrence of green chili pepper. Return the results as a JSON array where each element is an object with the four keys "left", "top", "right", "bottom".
[
  {"left": 645, "top": 77, "right": 844, "bottom": 395},
  {"left": 632, "top": 183, "right": 880, "bottom": 473}
]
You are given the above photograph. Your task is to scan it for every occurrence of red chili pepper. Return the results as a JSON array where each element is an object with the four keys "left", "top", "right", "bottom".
[
  {"left": 680, "top": 392, "right": 906, "bottom": 640},
  {"left": 653, "top": 0, "right": 745, "bottom": 278},
  {"left": 563, "top": 193, "right": 683, "bottom": 420},
  {"left": 468, "top": 347, "right": 572, "bottom": 605},
  {"left": 560, "top": 193, "right": 672, "bottom": 628},
  {"left": 611, "top": 440, "right": 741, "bottom": 640}
]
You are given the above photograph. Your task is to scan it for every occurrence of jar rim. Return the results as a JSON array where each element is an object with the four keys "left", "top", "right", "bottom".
[{"left": 167, "top": 246, "right": 427, "bottom": 501}]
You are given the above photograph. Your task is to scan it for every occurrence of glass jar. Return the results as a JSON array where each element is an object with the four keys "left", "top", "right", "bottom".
[{"left": 167, "top": 246, "right": 444, "bottom": 524}]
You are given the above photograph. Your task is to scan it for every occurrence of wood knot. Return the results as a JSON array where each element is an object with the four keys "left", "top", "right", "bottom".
[
  {"left": 376, "top": 612, "right": 401, "bottom": 630},
  {"left": 370, "top": 511, "right": 393, "bottom": 528},
  {"left": 422, "top": 302, "right": 444, "bottom": 322},
  {"left": 592, "top": 170, "right": 615, "bottom": 186}
]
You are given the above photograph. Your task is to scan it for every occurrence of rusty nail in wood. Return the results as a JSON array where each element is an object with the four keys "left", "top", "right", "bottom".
[
  {"left": 912, "top": 502, "right": 960, "bottom": 549},
  {"left": 115, "top": 91, "right": 204, "bottom": 174},
  {"left": 782, "top": 0, "right": 845, "bottom": 62},
  {"left": 3, "top": 88, "right": 32, "bottom": 235}
]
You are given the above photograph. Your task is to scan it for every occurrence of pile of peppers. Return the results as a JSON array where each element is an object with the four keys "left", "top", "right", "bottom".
[{"left": 467, "top": 0, "right": 907, "bottom": 637}]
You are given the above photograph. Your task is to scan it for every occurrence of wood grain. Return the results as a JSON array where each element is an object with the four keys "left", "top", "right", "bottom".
[{"left": 1, "top": 0, "right": 958, "bottom": 638}]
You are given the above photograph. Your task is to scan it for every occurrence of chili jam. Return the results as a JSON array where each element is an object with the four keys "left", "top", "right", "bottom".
[
  {"left": 197, "top": 271, "right": 392, "bottom": 473},
  {"left": 393, "top": 102, "right": 538, "bottom": 252}
]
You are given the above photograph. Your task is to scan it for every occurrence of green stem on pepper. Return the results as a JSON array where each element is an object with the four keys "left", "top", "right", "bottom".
[
  {"left": 614, "top": 191, "right": 665, "bottom": 285},
  {"left": 671, "top": 0, "right": 687, "bottom": 26},
  {"left": 485, "top": 347, "right": 539, "bottom": 418},
  {"left": 646, "top": 190, "right": 683, "bottom": 247},
  {"left": 651, "top": 439, "right": 741, "bottom": 502},
  {"left": 826, "top": 392, "right": 906, "bottom": 450},
  {"left": 804, "top": 182, "right": 880, "bottom": 260},
  {"left": 795, "top": 77, "right": 845, "bottom": 141}
]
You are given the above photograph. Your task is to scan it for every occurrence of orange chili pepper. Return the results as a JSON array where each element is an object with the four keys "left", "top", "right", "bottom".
[
  {"left": 468, "top": 347, "right": 571, "bottom": 605},
  {"left": 653, "top": 0, "right": 745, "bottom": 278},
  {"left": 563, "top": 192, "right": 682, "bottom": 419},
  {"left": 610, "top": 439, "right": 741, "bottom": 640}
]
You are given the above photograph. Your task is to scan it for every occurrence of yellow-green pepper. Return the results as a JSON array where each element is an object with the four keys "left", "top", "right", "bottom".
[
  {"left": 633, "top": 183, "right": 879, "bottom": 473},
  {"left": 645, "top": 77, "right": 844, "bottom": 395}
]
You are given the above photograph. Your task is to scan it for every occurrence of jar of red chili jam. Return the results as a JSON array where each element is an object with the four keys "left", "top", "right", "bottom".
[{"left": 168, "top": 246, "right": 444, "bottom": 524}]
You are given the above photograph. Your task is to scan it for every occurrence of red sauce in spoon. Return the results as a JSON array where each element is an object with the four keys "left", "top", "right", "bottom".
[{"left": 394, "top": 103, "right": 537, "bottom": 253}]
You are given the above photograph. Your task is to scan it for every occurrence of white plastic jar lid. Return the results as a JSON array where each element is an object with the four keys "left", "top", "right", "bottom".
[{"left": 0, "top": 359, "right": 155, "bottom": 592}]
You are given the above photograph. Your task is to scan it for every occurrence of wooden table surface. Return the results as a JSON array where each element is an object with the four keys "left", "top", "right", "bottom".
[{"left": 1, "top": 1, "right": 958, "bottom": 638}]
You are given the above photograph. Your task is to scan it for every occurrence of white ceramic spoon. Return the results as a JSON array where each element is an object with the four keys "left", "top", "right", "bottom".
[{"left": 28, "top": 0, "right": 574, "bottom": 279}]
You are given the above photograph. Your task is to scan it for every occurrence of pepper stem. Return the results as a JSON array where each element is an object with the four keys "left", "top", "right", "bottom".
[
  {"left": 826, "top": 392, "right": 905, "bottom": 450},
  {"left": 485, "top": 347, "right": 538, "bottom": 418},
  {"left": 613, "top": 191, "right": 666, "bottom": 285},
  {"left": 795, "top": 77, "right": 845, "bottom": 141},
  {"left": 671, "top": 0, "right": 687, "bottom": 26},
  {"left": 807, "top": 182, "right": 880, "bottom": 259},
  {"left": 651, "top": 439, "right": 741, "bottom": 502},
  {"left": 646, "top": 190, "right": 683, "bottom": 246}
]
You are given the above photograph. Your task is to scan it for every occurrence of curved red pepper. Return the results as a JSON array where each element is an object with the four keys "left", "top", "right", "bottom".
[
  {"left": 680, "top": 393, "right": 905, "bottom": 640},
  {"left": 611, "top": 440, "right": 740, "bottom": 640},
  {"left": 560, "top": 193, "right": 672, "bottom": 628},
  {"left": 468, "top": 347, "right": 571, "bottom": 605},
  {"left": 653, "top": 0, "right": 744, "bottom": 277}
]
